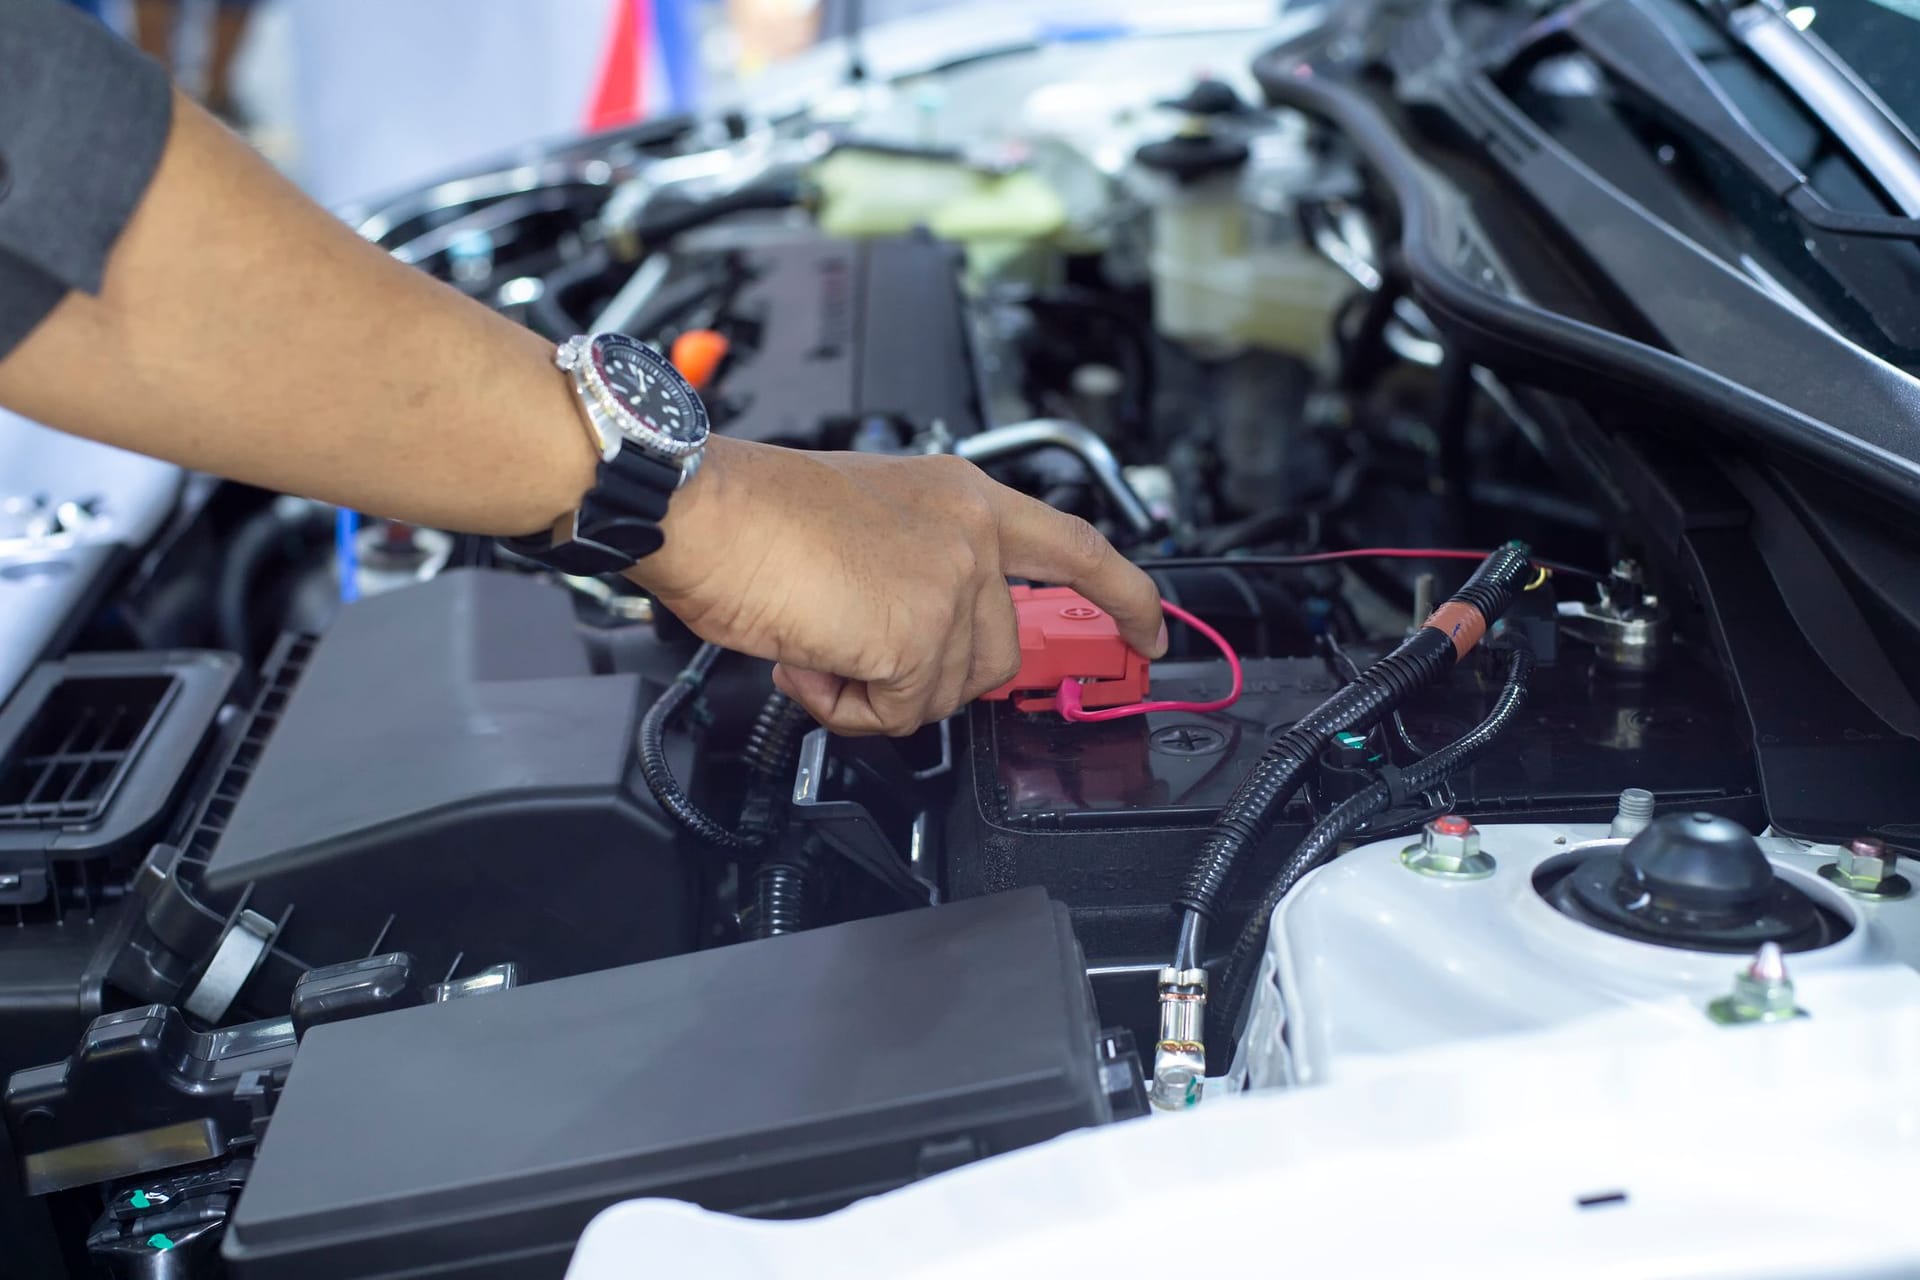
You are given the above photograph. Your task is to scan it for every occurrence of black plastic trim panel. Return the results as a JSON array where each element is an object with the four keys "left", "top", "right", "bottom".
[{"left": 1252, "top": 23, "right": 1920, "bottom": 508}]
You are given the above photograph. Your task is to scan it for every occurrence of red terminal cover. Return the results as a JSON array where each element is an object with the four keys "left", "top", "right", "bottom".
[{"left": 978, "top": 586, "right": 1150, "bottom": 713}]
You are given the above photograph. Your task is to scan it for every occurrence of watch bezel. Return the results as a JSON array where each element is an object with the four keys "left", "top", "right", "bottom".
[{"left": 565, "top": 333, "right": 710, "bottom": 463}]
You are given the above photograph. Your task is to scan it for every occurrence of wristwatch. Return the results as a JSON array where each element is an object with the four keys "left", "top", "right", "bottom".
[{"left": 500, "top": 332, "right": 712, "bottom": 575}]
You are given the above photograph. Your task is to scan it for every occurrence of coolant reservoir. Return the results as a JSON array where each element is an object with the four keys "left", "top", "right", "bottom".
[
  {"left": 813, "top": 148, "right": 1067, "bottom": 282},
  {"left": 1136, "top": 112, "right": 1351, "bottom": 360}
]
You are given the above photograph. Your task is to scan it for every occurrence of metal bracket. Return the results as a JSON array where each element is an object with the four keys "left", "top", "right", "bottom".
[
  {"left": 910, "top": 718, "right": 954, "bottom": 782},
  {"left": 1556, "top": 562, "right": 1670, "bottom": 670},
  {"left": 428, "top": 963, "right": 521, "bottom": 1002},
  {"left": 791, "top": 729, "right": 938, "bottom": 905}
]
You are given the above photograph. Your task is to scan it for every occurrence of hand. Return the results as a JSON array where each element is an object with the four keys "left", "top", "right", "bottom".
[{"left": 629, "top": 436, "right": 1166, "bottom": 736}]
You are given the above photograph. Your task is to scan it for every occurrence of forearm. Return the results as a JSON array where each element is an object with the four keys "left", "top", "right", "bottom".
[
  {"left": 0, "top": 69, "right": 1165, "bottom": 739},
  {"left": 0, "top": 90, "right": 595, "bottom": 537}
]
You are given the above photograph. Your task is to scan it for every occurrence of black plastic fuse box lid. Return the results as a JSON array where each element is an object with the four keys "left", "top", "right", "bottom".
[{"left": 223, "top": 888, "right": 1108, "bottom": 1279}]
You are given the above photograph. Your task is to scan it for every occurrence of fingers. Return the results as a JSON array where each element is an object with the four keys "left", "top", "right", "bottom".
[
  {"left": 778, "top": 599, "right": 987, "bottom": 737},
  {"left": 987, "top": 486, "right": 1166, "bottom": 658},
  {"left": 775, "top": 662, "right": 936, "bottom": 738},
  {"left": 775, "top": 664, "right": 886, "bottom": 736},
  {"left": 965, "top": 579, "right": 1023, "bottom": 699},
  {"left": 772, "top": 664, "right": 845, "bottom": 724},
  {"left": 747, "top": 452, "right": 1157, "bottom": 740}
]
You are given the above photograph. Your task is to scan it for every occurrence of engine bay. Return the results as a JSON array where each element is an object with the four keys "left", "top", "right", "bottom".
[{"left": 6, "top": 9, "right": 1920, "bottom": 1276}]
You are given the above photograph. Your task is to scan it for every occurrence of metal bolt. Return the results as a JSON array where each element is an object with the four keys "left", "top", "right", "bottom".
[
  {"left": 1402, "top": 814, "right": 1496, "bottom": 879},
  {"left": 1609, "top": 787, "right": 1655, "bottom": 839},
  {"left": 1843, "top": 837, "right": 1894, "bottom": 883},
  {"left": 1709, "top": 942, "right": 1800, "bottom": 1024},
  {"left": 1610, "top": 559, "right": 1647, "bottom": 588},
  {"left": 1818, "top": 835, "right": 1911, "bottom": 900},
  {"left": 1411, "top": 572, "right": 1436, "bottom": 632}
]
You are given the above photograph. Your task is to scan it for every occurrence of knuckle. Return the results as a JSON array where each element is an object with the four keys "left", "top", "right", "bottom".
[
  {"left": 949, "top": 487, "right": 996, "bottom": 542},
  {"left": 945, "top": 539, "right": 982, "bottom": 583},
  {"left": 930, "top": 452, "right": 982, "bottom": 483},
  {"left": 880, "top": 704, "right": 922, "bottom": 737},
  {"left": 1062, "top": 515, "right": 1109, "bottom": 572}
]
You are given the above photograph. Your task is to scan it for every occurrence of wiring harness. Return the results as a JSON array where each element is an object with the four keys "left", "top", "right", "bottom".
[
  {"left": 1211, "top": 642, "right": 1537, "bottom": 1040},
  {"left": 1150, "top": 541, "right": 1537, "bottom": 1109},
  {"left": 638, "top": 643, "right": 748, "bottom": 851}
]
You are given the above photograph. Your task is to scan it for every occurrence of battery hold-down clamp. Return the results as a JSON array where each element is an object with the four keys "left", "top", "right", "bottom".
[{"left": 978, "top": 586, "right": 1242, "bottom": 721}]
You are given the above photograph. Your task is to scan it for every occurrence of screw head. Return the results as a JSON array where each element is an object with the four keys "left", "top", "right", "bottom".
[
  {"left": 1060, "top": 605, "right": 1101, "bottom": 620},
  {"left": 1149, "top": 724, "right": 1226, "bottom": 756}
]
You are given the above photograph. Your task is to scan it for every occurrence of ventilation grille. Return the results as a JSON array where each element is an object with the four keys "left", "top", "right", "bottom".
[
  {"left": 0, "top": 675, "right": 178, "bottom": 828},
  {"left": 182, "top": 635, "right": 313, "bottom": 865}
]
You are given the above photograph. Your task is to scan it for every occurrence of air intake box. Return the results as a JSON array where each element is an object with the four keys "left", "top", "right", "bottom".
[{"left": 128, "top": 571, "right": 698, "bottom": 1018}]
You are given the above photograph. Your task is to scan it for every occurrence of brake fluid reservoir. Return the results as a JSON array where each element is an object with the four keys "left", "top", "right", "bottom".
[{"left": 1138, "top": 111, "right": 1351, "bottom": 360}]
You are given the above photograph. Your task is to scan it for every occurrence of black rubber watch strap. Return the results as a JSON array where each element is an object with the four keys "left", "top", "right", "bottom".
[{"left": 500, "top": 442, "right": 685, "bottom": 575}]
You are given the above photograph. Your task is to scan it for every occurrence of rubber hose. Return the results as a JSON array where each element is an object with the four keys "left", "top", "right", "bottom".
[
  {"left": 743, "top": 693, "right": 814, "bottom": 781},
  {"left": 750, "top": 858, "right": 813, "bottom": 938},
  {"left": 1172, "top": 543, "right": 1533, "bottom": 965},
  {"left": 525, "top": 245, "right": 614, "bottom": 340},
  {"left": 1441, "top": 542, "right": 1534, "bottom": 632},
  {"left": 617, "top": 268, "right": 730, "bottom": 342},
  {"left": 742, "top": 694, "right": 818, "bottom": 935},
  {"left": 1216, "top": 644, "right": 1536, "bottom": 1034},
  {"left": 737, "top": 691, "right": 815, "bottom": 848},
  {"left": 217, "top": 503, "right": 323, "bottom": 666},
  {"left": 1174, "top": 627, "right": 1452, "bottom": 923},
  {"left": 639, "top": 643, "right": 747, "bottom": 850},
  {"left": 1325, "top": 633, "right": 1424, "bottom": 758},
  {"left": 631, "top": 178, "right": 806, "bottom": 250}
]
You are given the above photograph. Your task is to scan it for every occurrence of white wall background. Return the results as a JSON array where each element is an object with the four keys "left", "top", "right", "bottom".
[{"left": 273, "top": 0, "right": 616, "bottom": 208}]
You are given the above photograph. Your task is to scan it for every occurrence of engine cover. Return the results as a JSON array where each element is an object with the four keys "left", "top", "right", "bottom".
[{"left": 679, "top": 232, "right": 984, "bottom": 448}]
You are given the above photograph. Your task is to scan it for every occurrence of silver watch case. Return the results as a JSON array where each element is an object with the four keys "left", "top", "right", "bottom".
[{"left": 556, "top": 334, "right": 708, "bottom": 485}]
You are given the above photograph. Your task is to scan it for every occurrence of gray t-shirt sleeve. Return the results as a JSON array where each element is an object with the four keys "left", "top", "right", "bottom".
[{"left": 0, "top": 0, "right": 173, "bottom": 359}]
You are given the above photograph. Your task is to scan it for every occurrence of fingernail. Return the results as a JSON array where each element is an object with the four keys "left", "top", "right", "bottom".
[{"left": 1152, "top": 620, "right": 1169, "bottom": 659}]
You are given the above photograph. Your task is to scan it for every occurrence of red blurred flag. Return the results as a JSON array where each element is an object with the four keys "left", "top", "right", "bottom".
[{"left": 585, "top": 0, "right": 651, "bottom": 131}]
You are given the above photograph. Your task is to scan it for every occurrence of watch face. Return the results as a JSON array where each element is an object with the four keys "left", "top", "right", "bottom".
[{"left": 587, "top": 334, "right": 709, "bottom": 450}]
